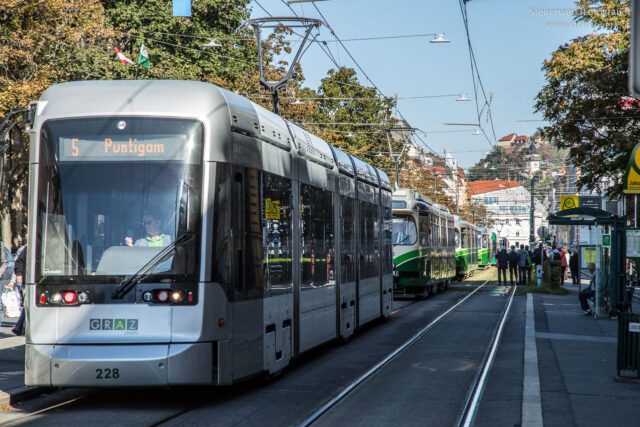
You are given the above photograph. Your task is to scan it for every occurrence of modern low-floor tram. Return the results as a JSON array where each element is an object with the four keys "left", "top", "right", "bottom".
[
  {"left": 391, "top": 189, "right": 456, "bottom": 297},
  {"left": 23, "top": 80, "right": 393, "bottom": 387}
]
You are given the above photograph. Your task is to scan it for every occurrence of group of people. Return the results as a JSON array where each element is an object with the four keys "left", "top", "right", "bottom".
[
  {"left": 495, "top": 243, "right": 582, "bottom": 287},
  {"left": 496, "top": 244, "right": 534, "bottom": 286},
  {"left": 0, "top": 239, "right": 27, "bottom": 336}
]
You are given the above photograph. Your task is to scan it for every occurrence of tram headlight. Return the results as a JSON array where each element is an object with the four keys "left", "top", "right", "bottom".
[
  {"left": 142, "top": 291, "right": 154, "bottom": 302},
  {"left": 50, "top": 293, "right": 62, "bottom": 303},
  {"left": 170, "top": 291, "right": 183, "bottom": 303},
  {"left": 77, "top": 292, "right": 89, "bottom": 304}
]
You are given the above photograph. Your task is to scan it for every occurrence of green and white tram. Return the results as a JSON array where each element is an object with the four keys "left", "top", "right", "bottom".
[
  {"left": 391, "top": 189, "right": 456, "bottom": 297},
  {"left": 477, "top": 227, "right": 498, "bottom": 268},
  {"left": 455, "top": 217, "right": 478, "bottom": 278}
]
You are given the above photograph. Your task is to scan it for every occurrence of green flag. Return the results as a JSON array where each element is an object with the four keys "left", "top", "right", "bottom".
[{"left": 138, "top": 44, "right": 150, "bottom": 69}]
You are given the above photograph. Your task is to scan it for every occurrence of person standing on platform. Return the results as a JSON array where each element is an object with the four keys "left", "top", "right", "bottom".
[
  {"left": 560, "top": 247, "right": 569, "bottom": 285},
  {"left": 12, "top": 243, "right": 26, "bottom": 336},
  {"left": 517, "top": 244, "right": 528, "bottom": 286},
  {"left": 508, "top": 246, "right": 519, "bottom": 286},
  {"left": 497, "top": 248, "right": 508, "bottom": 286},
  {"left": 570, "top": 249, "right": 580, "bottom": 286}
]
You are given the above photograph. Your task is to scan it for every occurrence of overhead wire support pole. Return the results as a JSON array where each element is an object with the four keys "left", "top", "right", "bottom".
[{"left": 240, "top": 17, "right": 325, "bottom": 115}]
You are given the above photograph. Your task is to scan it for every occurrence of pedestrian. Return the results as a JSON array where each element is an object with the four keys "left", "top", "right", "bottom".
[
  {"left": 496, "top": 248, "right": 508, "bottom": 286},
  {"left": 12, "top": 243, "right": 26, "bottom": 336},
  {"left": 570, "top": 249, "right": 580, "bottom": 286},
  {"left": 517, "top": 244, "right": 528, "bottom": 286},
  {"left": 578, "top": 263, "right": 597, "bottom": 315},
  {"left": 0, "top": 241, "right": 8, "bottom": 325},
  {"left": 508, "top": 245, "right": 519, "bottom": 286},
  {"left": 525, "top": 245, "right": 533, "bottom": 283},
  {"left": 560, "top": 247, "right": 568, "bottom": 285}
]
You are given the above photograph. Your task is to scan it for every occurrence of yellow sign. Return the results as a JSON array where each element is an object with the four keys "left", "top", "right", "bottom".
[
  {"left": 265, "top": 198, "right": 280, "bottom": 220},
  {"left": 624, "top": 143, "right": 640, "bottom": 193},
  {"left": 560, "top": 195, "right": 578, "bottom": 211},
  {"left": 583, "top": 247, "right": 596, "bottom": 264}
]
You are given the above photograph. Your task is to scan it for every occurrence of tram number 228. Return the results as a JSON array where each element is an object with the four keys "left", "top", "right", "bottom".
[{"left": 96, "top": 368, "right": 120, "bottom": 379}]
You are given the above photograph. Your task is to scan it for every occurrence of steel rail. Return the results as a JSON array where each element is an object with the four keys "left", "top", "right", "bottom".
[
  {"left": 456, "top": 283, "right": 517, "bottom": 427},
  {"left": 299, "top": 278, "right": 492, "bottom": 426}
]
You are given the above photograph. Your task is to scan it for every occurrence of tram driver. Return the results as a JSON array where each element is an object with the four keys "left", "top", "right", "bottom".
[{"left": 125, "top": 212, "right": 172, "bottom": 247}]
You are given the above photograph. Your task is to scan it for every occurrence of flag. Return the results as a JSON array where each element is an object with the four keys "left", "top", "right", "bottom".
[
  {"left": 138, "top": 44, "right": 150, "bottom": 69},
  {"left": 114, "top": 47, "right": 133, "bottom": 65}
]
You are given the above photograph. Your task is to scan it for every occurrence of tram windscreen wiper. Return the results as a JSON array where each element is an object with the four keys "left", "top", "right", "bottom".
[{"left": 111, "top": 232, "right": 195, "bottom": 299}]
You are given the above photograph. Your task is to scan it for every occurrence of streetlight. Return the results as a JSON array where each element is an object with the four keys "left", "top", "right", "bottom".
[
  {"left": 202, "top": 39, "right": 222, "bottom": 48},
  {"left": 430, "top": 33, "right": 450, "bottom": 43}
]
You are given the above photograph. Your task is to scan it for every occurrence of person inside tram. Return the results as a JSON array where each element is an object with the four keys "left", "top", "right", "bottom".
[{"left": 125, "top": 212, "right": 171, "bottom": 247}]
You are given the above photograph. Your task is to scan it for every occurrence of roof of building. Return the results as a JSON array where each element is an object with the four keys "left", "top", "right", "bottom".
[
  {"left": 516, "top": 135, "right": 529, "bottom": 141},
  {"left": 467, "top": 180, "right": 522, "bottom": 199},
  {"left": 498, "top": 133, "right": 517, "bottom": 142}
]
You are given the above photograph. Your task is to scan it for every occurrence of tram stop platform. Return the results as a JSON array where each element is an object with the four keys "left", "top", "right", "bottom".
[
  {"left": 529, "top": 281, "right": 640, "bottom": 426},
  {"left": 0, "top": 316, "right": 46, "bottom": 407}
]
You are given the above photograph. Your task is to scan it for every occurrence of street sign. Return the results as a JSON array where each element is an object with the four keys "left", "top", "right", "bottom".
[
  {"left": 579, "top": 196, "right": 601, "bottom": 209},
  {"left": 602, "top": 234, "right": 611, "bottom": 247},
  {"left": 560, "top": 195, "right": 579, "bottom": 210},
  {"left": 537, "top": 226, "right": 549, "bottom": 238},
  {"left": 173, "top": 0, "right": 191, "bottom": 16}
]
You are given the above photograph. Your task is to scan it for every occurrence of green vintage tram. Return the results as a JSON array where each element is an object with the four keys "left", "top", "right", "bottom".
[
  {"left": 392, "top": 189, "right": 456, "bottom": 297},
  {"left": 477, "top": 227, "right": 498, "bottom": 268},
  {"left": 455, "top": 216, "right": 478, "bottom": 278}
]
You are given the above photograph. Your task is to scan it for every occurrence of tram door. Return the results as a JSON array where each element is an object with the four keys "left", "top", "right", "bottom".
[{"left": 339, "top": 196, "right": 356, "bottom": 338}]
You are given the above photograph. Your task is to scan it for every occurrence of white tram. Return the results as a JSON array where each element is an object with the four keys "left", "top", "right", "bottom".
[{"left": 23, "top": 80, "right": 393, "bottom": 387}]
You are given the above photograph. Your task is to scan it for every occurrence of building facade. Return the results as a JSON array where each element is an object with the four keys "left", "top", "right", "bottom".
[{"left": 468, "top": 180, "right": 548, "bottom": 249}]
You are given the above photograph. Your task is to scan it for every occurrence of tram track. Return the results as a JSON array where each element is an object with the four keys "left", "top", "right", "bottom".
[
  {"left": 299, "top": 276, "right": 497, "bottom": 426},
  {"left": 0, "top": 273, "right": 503, "bottom": 426}
]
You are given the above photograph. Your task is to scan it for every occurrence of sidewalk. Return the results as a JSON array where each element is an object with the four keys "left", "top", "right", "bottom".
[
  {"left": 0, "top": 316, "right": 45, "bottom": 406},
  {"left": 533, "top": 281, "right": 640, "bottom": 426}
]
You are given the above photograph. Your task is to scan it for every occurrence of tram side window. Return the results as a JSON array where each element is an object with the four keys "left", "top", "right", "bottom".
[
  {"left": 455, "top": 229, "right": 460, "bottom": 248},
  {"left": 301, "top": 184, "right": 334, "bottom": 288},
  {"left": 211, "top": 163, "right": 232, "bottom": 295},
  {"left": 383, "top": 206, "right": 392, "bottom": 274},
  {"left": 341, "top": 197, "right": 356, "bottom": 283},
  {"left": 212, "top": 164, "right": 263, "bottom": 301},
  {"left": 440, "top": 218, "right": 445, "bottom": 247},
  {"left": 263, "top": 172, "right": 293, "bottom": 295},
  {"left": 448, "top": 222, "right": 455, "bottom": 247},
  {"left": 419, "top": 214, "right": 429, "bottom": 246},
  {"left": 359, "top": 201, "right": 379, "bottom": 280}
]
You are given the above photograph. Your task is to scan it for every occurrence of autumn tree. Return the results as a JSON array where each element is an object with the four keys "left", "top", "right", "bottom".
[
  {"left": 0, "top": 0, "right": 115, "bottom": 247},
  {"left": 535, "top": 0, "right": 637, "bottom": 196}
]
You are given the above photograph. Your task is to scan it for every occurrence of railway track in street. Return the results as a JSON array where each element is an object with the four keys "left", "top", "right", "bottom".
[{"left": 0, "top": 271, "right": 512, "bottom": 426}]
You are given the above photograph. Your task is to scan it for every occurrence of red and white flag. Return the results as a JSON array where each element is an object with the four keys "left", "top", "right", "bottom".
[{"left": 114, "top": 47, "right": 134, "bottom": 65}]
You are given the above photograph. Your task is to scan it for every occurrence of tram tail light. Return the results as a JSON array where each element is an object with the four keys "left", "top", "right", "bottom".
[
  {"left": 63, "top": 291, "right": 77, "bottom": 304},
  {"left": 40, "top": 294, "right": 46, "bottom": 304},
  {"left": 156, "top": 290, "right": 170, "bottom": 303}
]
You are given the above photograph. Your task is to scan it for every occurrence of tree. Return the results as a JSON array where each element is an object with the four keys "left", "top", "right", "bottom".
[
  {"left": 0, "top": 0, "right": 115, "bottom": 247},
  {"left": 535, "top": 0, "right": 637, "bottom": 196}
]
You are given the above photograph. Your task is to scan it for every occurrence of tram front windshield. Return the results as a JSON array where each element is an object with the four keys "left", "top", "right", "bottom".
[
  {"left": 36, "top": 117, "right": 202, "bottom": 284},
  {"left": 392, "top": 216, "right": 417, "bottom": 245}
]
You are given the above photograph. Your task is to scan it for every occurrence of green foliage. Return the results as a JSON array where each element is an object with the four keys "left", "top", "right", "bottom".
[{"left": 535, "top": 0, "right": 637, "bottom": 196}]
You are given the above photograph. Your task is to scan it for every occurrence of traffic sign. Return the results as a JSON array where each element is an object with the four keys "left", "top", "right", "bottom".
[
  {"left": 579, "top": 196, "right": 601, "bottom": 209},
  {"left": 537, "top": 226, "right": 549, "bottom": 238},
  {"left": 560, "top": 195, "right": 579, "bottom": 210}
]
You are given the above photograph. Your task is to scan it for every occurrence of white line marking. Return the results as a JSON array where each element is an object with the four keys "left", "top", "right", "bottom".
[{"left": 522, "top": 293, "right": 544, "bottom": 427}]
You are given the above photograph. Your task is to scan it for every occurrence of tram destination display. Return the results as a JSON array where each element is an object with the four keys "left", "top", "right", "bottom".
[{"left": 59, "top": 134, "right": 189, "bottom": 162}]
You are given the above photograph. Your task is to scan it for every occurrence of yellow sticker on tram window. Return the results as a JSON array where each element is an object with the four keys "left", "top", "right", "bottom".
[{"left": 265, "top": 198, "right": 281, "bottom": 219}]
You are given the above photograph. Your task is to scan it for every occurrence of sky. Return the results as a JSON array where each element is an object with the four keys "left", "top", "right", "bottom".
[{"left": 248, "top": 0, "right": 592, "bottom": 169}]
